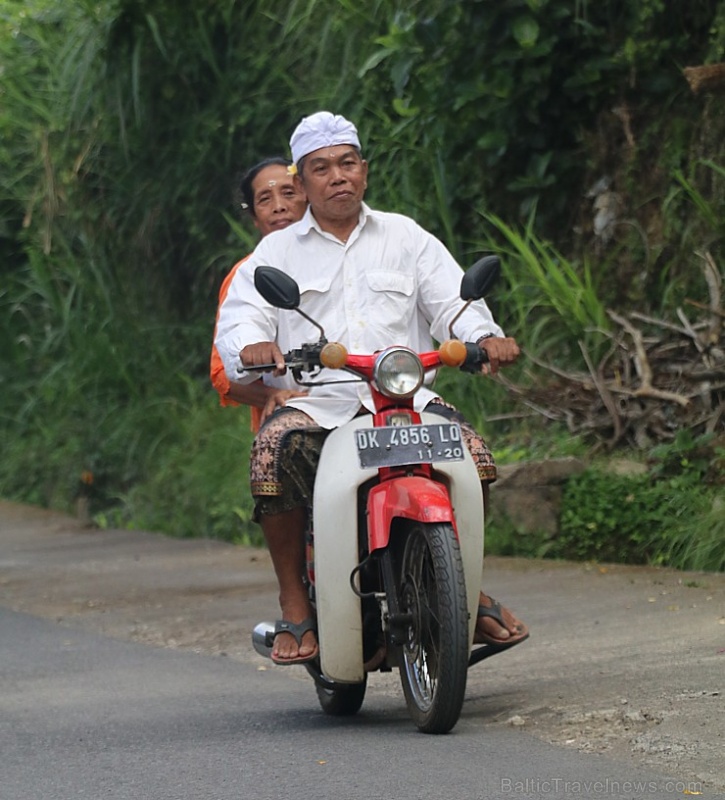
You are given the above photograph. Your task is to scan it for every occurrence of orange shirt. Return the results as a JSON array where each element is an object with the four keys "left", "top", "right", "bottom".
[{"left": 210, "top": 255, "right": 262, "bottom": 432}]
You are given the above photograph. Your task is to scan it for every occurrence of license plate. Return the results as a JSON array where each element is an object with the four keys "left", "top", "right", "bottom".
[{"left": 355, "top": 423, "right": 465, "bottom": 469}]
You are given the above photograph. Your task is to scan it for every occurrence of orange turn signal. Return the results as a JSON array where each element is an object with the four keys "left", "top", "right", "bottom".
[
  {"left": 320, "top": 341, "right": 348, "bottom": 369},
  {"left": 439, "top": 339, "right": 467, "bottom": 367}
]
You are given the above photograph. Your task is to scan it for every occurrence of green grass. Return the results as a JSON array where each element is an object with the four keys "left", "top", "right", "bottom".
[{"left": 107, "top": 393, "right": 259, "bottom": 543}]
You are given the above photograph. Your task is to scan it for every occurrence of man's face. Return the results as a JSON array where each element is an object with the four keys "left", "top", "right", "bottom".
[
  {"left": 251, "top": 164, "right": 308, "bottom": 237},
  {"left": 297, "top": 147, "right": 368, "bottom": 226}
]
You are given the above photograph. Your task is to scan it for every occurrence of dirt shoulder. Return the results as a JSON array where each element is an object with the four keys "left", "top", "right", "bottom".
[{"left": 1, "top": 500, "right": 723, "bottom": 791}]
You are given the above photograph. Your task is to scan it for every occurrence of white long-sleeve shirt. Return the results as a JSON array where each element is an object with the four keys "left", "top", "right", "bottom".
[{"left": 215, "top": 203, "right": 504, "bottom": 429}]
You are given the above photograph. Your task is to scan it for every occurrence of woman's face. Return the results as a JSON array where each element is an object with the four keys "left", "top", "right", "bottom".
[{"left": 251, "top": 164, "right": 308, "bottom": 237}]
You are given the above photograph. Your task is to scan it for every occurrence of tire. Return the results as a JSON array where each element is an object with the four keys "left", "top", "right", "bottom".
[
  {"left": 396, "top": 521, "right": 469, "bottom": 734},
  {"left": 315, "top": 678, "right": 367, "bottom": 716}
]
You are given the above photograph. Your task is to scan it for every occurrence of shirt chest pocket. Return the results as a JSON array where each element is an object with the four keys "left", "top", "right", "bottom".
[
  {"left": 297, "top": 272, "right": 335, "bottom": 318},
  {"left": 298, "top": 272, "right": 334, "bottom": 297},
  {"left": 366, "top": 271, "right": 415, "bottom": 298},
  {"left": 364, "top": 271, "right": 417, "bottom": 338}
]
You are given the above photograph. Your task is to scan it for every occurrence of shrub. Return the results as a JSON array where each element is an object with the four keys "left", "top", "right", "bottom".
[{"left": 551, "top": 432, "right": 723, "bottom": 568}]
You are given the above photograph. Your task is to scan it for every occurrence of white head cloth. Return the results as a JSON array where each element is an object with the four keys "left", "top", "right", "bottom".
[{"left": 289, "top": 111, "right": 361, "bottom": 165}]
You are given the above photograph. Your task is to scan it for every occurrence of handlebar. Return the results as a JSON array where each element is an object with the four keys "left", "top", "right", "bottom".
[{"left": 239, "top": 338, "right": 488, "bottom": 377}]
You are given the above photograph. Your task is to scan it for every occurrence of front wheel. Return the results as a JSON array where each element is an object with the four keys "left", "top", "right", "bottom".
[
  {"left": 396, "top": 521, "right": 469, "bottom": 734},
  {"left": 315, "top": 678, "right": 367, "bottom": 716}
]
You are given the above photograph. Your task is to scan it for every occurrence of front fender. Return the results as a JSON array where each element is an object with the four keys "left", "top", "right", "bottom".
[{"left": 367, "top": 476, "right": 455, "bottom": 551}]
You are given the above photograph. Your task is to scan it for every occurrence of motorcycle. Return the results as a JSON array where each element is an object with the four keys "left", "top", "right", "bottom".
[{"left": 250, "top": 256, "right": 505, "bottom": 734}]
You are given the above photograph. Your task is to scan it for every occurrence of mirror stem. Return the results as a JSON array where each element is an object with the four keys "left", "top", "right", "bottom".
[
  {"left": 448, "top": 300, "right": 473, "bottom": 339},
  {"left": 294, "top": 308, "right": 326, "bottom": 341}
]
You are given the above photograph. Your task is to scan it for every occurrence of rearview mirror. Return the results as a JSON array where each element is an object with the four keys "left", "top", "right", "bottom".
[
  {"left": 254, "top": 266, "right": 300, "bottom": 309},
  {"left": 253, "top": 265, "right": 327, "bottom": 341},
  {"left": 447, "top": 255, "right": 502, "bottom": 338},
  {"left": 460, "top": 256, "right": 500, "bottom": 302}
]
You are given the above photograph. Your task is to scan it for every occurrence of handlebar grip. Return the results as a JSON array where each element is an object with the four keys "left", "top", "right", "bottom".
[
  {"left": 237, "top": 360, "right": 285, "bottom": 374},
  {"left": 237, "top": 363, "right": 268, "bottom": 374},
  {"left": 460, "top": 342, "right": 490, "bottom": 373},
  {"left": 237, "top": 351, "right": 291, "bottom": 374}
]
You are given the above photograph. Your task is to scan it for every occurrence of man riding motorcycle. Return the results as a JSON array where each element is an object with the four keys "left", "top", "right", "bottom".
[{"left": 214, "top": 112, "right": 529, "bottom": 665}]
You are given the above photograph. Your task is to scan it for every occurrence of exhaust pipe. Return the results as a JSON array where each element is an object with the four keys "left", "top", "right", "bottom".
[{"left": 252, "top": 621, "right": 276, "bottom": 658}]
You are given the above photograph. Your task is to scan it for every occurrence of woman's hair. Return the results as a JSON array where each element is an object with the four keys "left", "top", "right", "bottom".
[{"left": 237, "top": 156, "right": 292, "bottom": 217}]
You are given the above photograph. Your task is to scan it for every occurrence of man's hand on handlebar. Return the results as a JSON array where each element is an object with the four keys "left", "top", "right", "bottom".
[
  {"left": 479, "top": 336, "right": 520, "bottom": 375},
  {"left": 240, "top": 342, "right": 287, "bottom": 376}
]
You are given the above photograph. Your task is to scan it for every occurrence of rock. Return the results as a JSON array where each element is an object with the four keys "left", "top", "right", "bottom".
[
  {"left": 609, "top": 458, "right": 648, "bottom": 476},
  {"left": 631, "top": 733, "right": 692, "bottom": 755},
  {"left": 494, "top": 457, "right": 586, "bottom": 489},
  {"left": 490, "top": 457, "right": 587, "bottom": 536}
]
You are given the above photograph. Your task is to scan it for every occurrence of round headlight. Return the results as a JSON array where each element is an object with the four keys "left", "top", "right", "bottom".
[{"left": 373, "top": 347, "right": 424, "bottom": 399}]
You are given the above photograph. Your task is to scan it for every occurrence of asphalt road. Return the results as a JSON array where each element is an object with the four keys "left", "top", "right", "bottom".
[
  {"left": 1, "top": 501, "right": 724, "bottom": 799},
  {"left": 1, "top": 608, "right": 717, "bottom": 800}
]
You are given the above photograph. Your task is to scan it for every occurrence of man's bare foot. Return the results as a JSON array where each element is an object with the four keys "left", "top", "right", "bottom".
[{"left": 473, "top": 592, "right": 529, "bottom": 646}]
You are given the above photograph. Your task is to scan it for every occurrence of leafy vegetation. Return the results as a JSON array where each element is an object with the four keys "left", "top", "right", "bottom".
[
  {"left": 487, "top": 431, "right": 725, "bottom": 572},
  {"left": 1, "top": 0, "right": 723, "bottom": 569}
]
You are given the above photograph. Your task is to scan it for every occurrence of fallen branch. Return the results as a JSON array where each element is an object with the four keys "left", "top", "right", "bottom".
[
  {"left": 498, "top": 256, "right": 724, "bottom": 448},
  {"left": 607, "top": 309, "right": 684, "bottom": 400},
  {"left": 579, "top": 340, "right": 623, "bottom": 444},
  {"left": 700, "top": 250, "right": 723, "bottom": 346},
  {"left": 683, "top": 63, "right": 725, "bottom": 94},
  {"left": 685, "top": 298, "right": 725, "bottom": 320}
]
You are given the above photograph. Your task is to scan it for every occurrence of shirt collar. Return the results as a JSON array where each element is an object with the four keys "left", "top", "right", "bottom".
[{"left": 296, "top": 202, "right": 372, "bottom": 239}]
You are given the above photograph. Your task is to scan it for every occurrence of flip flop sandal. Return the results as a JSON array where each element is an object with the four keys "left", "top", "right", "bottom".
[
  {"left": 271, "top": 617, "right": 320, "bottom": 666},
  {"left": 469, "top": 597, "right": 530, "bottom": 666}
]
